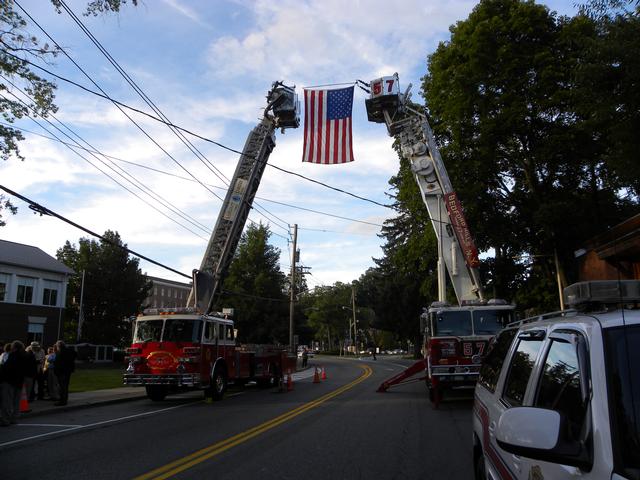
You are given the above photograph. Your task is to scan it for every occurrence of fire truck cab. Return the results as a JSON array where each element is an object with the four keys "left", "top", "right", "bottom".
[
  {"left": 421, "top": 302, "right": 515, "bottom": 403},
  {"left": 124, "top": 308, "right": 292, "bottom": 401}
]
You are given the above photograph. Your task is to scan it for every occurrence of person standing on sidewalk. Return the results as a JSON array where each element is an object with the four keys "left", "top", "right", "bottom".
[
  {"left": 29, "top": 342, "right": 46, "bottom": 400},
  {"left": 0, "top": 341, "right": 27, "bottom": 426},
  {"left": 24, "top": 344, "right": 38, "bottom": 402},
  {"left": 0, "top": 343, "right": 10, "bottom": 364},
  {"left": 43, "top": 346, "right": 59, "bottom": 401},
  {"left": 53, "top": 340, "right": 76, "bottom": 406}
]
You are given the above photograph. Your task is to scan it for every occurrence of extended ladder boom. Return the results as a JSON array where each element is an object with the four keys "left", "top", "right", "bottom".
[
  {"left": 190, "top": 82, "right": 299, "bottom": 313},
  {"left": 364, "top": 74, "right": 484, "bottom": 304}
]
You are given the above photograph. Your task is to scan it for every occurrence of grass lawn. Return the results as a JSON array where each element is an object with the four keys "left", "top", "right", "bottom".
[{"left": 69, "top": 363, "right": 126, "bottom": 393}]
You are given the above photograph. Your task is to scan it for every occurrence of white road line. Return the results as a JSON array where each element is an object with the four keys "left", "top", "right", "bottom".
[
  {"left": 0, "top": 400, "right": 199, "bottom": 449},
  {"left": 16, "top": 423, "right": 82, "bottom": 428}
]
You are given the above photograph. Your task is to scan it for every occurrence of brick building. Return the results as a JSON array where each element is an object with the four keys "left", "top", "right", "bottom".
[
  {"left": 0, "top": 239, "right": 74, "bottom": 347},
  {"left": 145, "top": 275, "right": 192, "bottom": 309},
  {"left": 575, "top": 214, "right": 640, "bottom": 281}
]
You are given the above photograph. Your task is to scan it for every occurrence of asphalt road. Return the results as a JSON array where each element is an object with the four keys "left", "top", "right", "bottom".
[{"left": 0, "top": 356, "right": 474, "bottom": 479}]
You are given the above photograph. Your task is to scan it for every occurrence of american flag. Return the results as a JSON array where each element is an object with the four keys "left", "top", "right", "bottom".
[{"left": 302, "top": 86, "right": 354, "bottom": 164}]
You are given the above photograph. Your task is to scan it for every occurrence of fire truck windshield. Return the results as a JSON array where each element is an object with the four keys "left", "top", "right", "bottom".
[
  {"left": 134, "top": 318, "right": 203, "bottom": 343},
  {"left": 433, "top": 310, "right": 473, "bottom": 336},
  {"left": 472, "top": 309, "right": 513, "bottom": 335},
  {"left": 134, "top": 319, "right": 163, "bottom": 342},
  {"left": 163, "top": 319, "right": 203, "bottom": 342}
]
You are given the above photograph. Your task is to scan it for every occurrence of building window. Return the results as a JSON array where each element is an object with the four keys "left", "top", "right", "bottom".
[
  {"left": 28, "top": 322, "right": 44, "bottom": 344},
  {"left": 0, "top": 283, "right": 6, "bottom": 302},
  {"left": 161, "top": 288, "right": 164, "bottom": 296},
  {"left": 42, "top": 280, "right": 61, "bottom": 307},
  {"left": 43, "top": 288, "right": 58, "bottom": 306},
  {"left": 154, "top": 287, "right": 157, "bottom": 295},
  {"left": 16, "top": 277, "right": 35, "bottom": 304}
]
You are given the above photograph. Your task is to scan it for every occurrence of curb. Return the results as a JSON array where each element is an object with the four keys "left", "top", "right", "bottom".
[{"left": 21, "top": 394, "right": 148, "bottom": 419}]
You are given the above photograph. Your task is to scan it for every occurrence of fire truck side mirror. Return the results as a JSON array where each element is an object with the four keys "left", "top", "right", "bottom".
[{"left": 419, "top": 312, "right": 428, "bottom": 334}]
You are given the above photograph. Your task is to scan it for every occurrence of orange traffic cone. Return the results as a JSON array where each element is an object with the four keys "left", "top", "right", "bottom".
[
  {"left": 19, "top": 385, "right": 31, "bottom": 413},
  {"left": 287, "top": 373, "right": 293, "bottom": 391},
  {"left": 313, "top": 367, "right": 320, "bottom": 384},
  {"left": 321, "top": 366, "right": 327, "bottom": 380}
]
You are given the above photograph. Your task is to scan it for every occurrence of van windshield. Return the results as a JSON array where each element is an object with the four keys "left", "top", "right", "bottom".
[
  {"left": 432, "top": 310, "right": 472, "bottom": 336},
  {"left": 473, "top": 309, "right": 513, "bottom": 335},
  {"left": 604, "top": 324, "right": 640, "bottom": 477}
]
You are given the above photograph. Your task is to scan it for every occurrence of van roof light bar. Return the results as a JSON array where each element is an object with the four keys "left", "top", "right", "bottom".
[{"left": 564, "top": 280, "right": 640, "bottom": 307}]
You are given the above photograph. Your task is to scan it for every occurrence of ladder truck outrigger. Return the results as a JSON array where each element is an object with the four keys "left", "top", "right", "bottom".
[
  {"left": 124, "top": 82, "right": 300, "bottom": 401},
  {"left": 365, "top": 74, "right": 515, "bottom": 407}
]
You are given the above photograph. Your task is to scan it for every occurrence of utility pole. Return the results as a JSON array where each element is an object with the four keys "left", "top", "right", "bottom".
[
  {"left": 76, "top": 269, "right": 86, "bottom": 342},
  {"left": 289, "top": 224, "right": 298, "bottom": 353},
  {"left": 351, "top": 284, "right": 357, "bottom": 355}
]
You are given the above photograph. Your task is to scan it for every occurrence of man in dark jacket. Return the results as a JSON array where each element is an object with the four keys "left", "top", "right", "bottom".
[
  {"left": 53, "top": 340, "right": 76, "bottom": 406},
  {"left": 0, "top": 341, "right": 27, "bottom": 426}
]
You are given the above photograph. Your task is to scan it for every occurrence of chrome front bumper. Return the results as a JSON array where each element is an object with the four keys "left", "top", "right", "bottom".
[{"left": 123, "top": 373, "right": 201, "bottom": 387}]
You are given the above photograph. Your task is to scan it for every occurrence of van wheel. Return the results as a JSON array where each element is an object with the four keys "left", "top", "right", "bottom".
[
  {"left": 211, "top": 369, "right": 227, "bottom": 401},
  {"left": 145, "top": 385, "right": 167, "bottom": 401}
]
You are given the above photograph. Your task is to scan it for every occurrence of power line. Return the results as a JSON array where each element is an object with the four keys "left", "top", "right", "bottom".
[
  {"left": 0, "top": 184, "right": 192, "bottom": 279},
  {"left": 57, "top": 0, "right": 291, "bottom": 234},
  {"left": 13, "top": 1, "right": 225, "bottom": 205},
  {"left": 10, "top": 2, "right": 291, "bottom": 239},
  {"left": 1, "top": 121, "right": 385, "bottom": 230},
  {"left": 0, "top": 81, "right": 212, "bottom": 240},
  {"left": 0, "top": 90, "right": 212, "bottom": 241},
  {"left": 2, "top": 50, "right": 393, "bottom": 210}
]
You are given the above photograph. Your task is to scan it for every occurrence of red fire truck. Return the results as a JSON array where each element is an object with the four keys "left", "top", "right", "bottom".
[
  {"left": 365, "top": 74, "right": 515, "bottom": 406},
  {"left": 124, "top": 308, "right": 295, "bottom": 401},
  {"left": 124, "top": 81, "right": 300, "bottom": 401}
]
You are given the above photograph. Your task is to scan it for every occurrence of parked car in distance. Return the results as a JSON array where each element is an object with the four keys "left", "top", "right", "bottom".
[
  {"left": 297, "top": 346, "right": 314, "bottom": 358},
  {"left": 473, "top": 280, "right": 640, "bottom": 480}
]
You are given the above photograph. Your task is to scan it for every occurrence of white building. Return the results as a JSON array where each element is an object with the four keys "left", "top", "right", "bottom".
[{"left": 0, "top": 239, "right": 74, "bottom": 346}]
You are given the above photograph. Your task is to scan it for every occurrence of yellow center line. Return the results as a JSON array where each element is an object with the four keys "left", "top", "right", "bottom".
[{"left": 134, "top": 364, "right": 372, "bottom": 480}]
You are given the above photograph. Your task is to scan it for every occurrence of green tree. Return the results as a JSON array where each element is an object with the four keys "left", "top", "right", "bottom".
[
  {"left": 56, "top": 230, "right": 151, "bottom": 346},
  {"left": 303, "top": 283, "right": 353, "bottom": 351},
  {"left": 0, "top": 0, "right": 135, "bottom": 225},
  {"left": 215, "top": 223, "right": 288, "bottom": 344},
  {"left": 421, "top": 0, "right": 638, "bottom": 312}
]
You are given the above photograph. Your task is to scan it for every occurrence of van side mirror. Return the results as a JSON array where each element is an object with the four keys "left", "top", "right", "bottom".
[{"left": 496, "top": 407, "right": 591, "bottom": 470}]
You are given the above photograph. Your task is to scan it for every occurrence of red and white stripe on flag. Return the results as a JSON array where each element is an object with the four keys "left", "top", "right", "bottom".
[{"left": 302, "top": 86, "right": 354, "bottom": 164}]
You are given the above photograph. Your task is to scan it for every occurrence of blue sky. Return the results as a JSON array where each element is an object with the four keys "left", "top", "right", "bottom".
[{"left": 1, "top": 0, "right": 577, "bottom": 289}]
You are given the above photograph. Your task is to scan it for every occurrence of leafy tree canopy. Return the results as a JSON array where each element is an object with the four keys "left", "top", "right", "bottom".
[
  {"left": 420, "top": 0, "right": 638, "bottom": 311},
  {"left": 0, "top": 0, "right": 134, "bottom": 226},
  {"left": 215, "top": 223, "right": 289, "bottom": 344},
  {"left": 56, "top": 230, "right": 151, "bottom": 346}
]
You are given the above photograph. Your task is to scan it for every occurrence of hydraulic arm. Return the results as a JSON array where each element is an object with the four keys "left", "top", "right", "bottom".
[
  {"left": 190, "top": 82, "right": 299, "bottom": 313},
  {"left": 364, "top": 74, "right": 484, "bottom": 304}
]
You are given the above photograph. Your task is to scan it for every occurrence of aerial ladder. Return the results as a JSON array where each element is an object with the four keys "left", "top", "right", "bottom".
[
  {"left": 364, "top": 74, "right": 515, "bottom": 405},
  {"left": 188, "top": 82, "right": 299, "bottom": 314}
]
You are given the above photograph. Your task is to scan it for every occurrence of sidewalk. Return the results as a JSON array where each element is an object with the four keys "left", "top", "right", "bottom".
[{"left": 21, "top": 387, "right": 147, "bottom": 418}]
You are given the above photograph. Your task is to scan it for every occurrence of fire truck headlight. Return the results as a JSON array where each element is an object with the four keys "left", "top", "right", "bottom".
[
  {"left": 176, "top": 362, "right": 186, "bottom": 374},
  {"left": 126, "top": 361, "right": 135, "bottom": 374}
]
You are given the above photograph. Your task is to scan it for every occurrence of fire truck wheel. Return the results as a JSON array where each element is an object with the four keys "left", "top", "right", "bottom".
[
  {"left": 145, "top": 385, "right": 167, "bottom": 402},
  {"left": 474, "top": 451, "right": 487, "bottom": 480},
  {"left": 211, "top": 369, "right": 227, "bottom": 401},
  {"left": 428, "top": 385, "right": 442, "bottom": 408}
]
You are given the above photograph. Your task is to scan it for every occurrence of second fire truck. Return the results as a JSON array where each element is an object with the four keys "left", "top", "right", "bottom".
[{"left": 366, "top": 74, "right": 515, "bottom": 406}]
